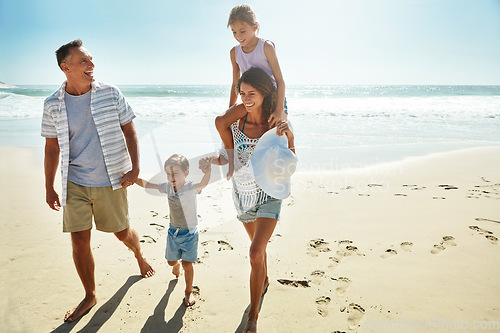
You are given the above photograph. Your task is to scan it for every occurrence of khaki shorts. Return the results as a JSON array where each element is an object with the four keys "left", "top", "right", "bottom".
[{"left": 63, "top": 181, "right": 129, "bottom": 233}]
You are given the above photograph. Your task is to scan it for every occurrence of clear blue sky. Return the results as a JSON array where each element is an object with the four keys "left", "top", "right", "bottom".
[{"left": 1, "top": 0, "right": 499, "bottom": 85}]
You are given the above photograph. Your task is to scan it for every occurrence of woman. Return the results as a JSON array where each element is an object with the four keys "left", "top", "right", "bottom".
[{"left": 212, "top": 67, "right": 296, "bottom": 333}]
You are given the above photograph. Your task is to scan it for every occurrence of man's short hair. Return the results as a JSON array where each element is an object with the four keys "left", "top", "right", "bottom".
[
  {"left": 55, "top": 39, "right": 83, "bottom": 70},
  {"left": 164, "top": 154, "right": 190, "bottom": 172}
]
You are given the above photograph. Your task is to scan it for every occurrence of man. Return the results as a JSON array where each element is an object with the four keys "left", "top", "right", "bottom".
[{"left": 42, "top": 39, "right": 154, "bottom": 323}]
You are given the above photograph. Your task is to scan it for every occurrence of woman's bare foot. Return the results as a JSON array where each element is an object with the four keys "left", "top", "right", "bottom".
[
  {"left": 137, "top": 256, "right": 155, "bottom": 278},
  {"left": 172, "top": 262, "right": 180, "bottom": 278},
  {"left": 243, "top": 318, "right": 257, "bottom": 333},
  {"left": 64, "top": 296, "right": 97, "bottom": 322},
  {"left": 184, "top": 291, "right": 196, "bottom": 307}
]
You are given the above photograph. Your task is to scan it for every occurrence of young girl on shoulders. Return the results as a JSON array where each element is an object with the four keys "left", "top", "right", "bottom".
[{"left": 216, "top": 4, "right": 287, "bottom": 178}]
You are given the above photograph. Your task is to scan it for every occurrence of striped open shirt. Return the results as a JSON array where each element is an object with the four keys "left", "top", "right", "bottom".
[{"left": 41, "top": 81, "right": 135, "bottom": 206}]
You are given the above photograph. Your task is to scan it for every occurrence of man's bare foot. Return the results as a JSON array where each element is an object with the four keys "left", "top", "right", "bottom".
[
  {"left": 64, "top": 296, "right": 97, "bottom": 322},
  {"left": 172, "top": 262, "right": 180, "bottom": 278},
  {"left": 243, "top": 318, "right": 257, "bottom": 333},
  {"left": 138, "top": 256, "right": 155, "bottom": 278},
  {"left": 184, "top": 291, "right": 196, "bottom": 307}
]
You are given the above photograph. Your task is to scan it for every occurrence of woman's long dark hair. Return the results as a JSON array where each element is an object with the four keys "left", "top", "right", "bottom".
[{"left": 237, "top": 67, "right": 277, "bottom": 121}]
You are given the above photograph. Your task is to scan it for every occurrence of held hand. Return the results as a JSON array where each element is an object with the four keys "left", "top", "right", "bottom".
[
  {"left": 120, "top": 169, "right": 139, "bottom": 188},
  {"left": 46, "top": 188, "right": 61, "bottom": 211},
  {"left": 199, "top": 157, "right": 212, "bottom": 174}
]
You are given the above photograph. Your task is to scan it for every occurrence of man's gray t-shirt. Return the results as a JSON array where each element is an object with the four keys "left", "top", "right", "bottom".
[
  {"left": 158, "top": 181, "right": 200, "bottom": 232},
  {"left": 65, "top": 90, "right": 111, "bottom": 187}
]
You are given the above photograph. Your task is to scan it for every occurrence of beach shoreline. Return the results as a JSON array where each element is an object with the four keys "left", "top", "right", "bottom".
[{"left": 1, "top": 145, "right": 499, "bottom": 332}]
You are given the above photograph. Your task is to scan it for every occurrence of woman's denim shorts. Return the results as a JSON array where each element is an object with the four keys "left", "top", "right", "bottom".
[{"left": 233, "top": 191, "right": 282, "bottom": 223}]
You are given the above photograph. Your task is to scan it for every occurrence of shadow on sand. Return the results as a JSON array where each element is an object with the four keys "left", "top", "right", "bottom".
[
  {"left": 50, "top": 275, "right": 143, "bottom": 333},
  {"left": 234, "top": 292, "right": 266, "bottom": 333},
  {"left": 141, "top": 279, "right": 187, "bottom": 333}
]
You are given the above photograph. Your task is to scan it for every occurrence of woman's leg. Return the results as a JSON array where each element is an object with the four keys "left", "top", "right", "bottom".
[
  {"left": 243, "top": 218, "right": 278, "bottom": 323},
  {"left": 243, "top": 222, "right": 270, "bottom": 294}
]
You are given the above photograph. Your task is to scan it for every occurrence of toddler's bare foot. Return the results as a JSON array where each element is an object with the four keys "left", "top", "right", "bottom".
[{"left": 184, "top": 291, "right": 196, "bottom": 307}]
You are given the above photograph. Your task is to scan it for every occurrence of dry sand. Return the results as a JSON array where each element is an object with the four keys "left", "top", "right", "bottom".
[{"left": 1, "top": 146, "right": 499, "bottom": 332}]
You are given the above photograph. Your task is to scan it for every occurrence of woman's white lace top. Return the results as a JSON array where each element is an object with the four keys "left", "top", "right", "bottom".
[{"left": 221, "top": 121, "right": 268, "bottom": 209}]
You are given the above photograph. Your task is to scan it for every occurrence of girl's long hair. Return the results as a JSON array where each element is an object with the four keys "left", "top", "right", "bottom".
[{"left": 237, "top": 67, "right": 277, "bottom": 121}]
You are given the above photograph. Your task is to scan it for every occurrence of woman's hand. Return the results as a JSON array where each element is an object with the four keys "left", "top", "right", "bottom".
[
  {"left": 276, "top": 121, "right": 295, "bottom": 154},
  {"left": 276, "top": 120, "right": 292, "bottom": 137}
]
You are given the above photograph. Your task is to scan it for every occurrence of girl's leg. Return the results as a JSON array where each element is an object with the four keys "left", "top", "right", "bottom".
[{"left": 243, "top": 218, "right": 278, "bottom": 323}]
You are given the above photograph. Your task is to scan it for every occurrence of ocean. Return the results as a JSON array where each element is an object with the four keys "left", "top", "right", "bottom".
[{"left": 1, "top": 84, "right": 499, "bottom": 175}]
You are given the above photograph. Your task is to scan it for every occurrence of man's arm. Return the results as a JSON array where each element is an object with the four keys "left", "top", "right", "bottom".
[
  {"left": 121, "top": 120, "right": 140, "bottom": 188},
  {"left": 44, "top": 138, "right": 61, "bottom": 211}
]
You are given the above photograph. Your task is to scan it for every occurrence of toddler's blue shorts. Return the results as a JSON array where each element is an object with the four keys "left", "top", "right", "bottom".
[{"left": 165, "top": 226, "right": 198, "bottom": 262}]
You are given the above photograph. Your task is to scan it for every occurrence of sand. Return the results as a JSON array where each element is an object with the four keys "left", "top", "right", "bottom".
[{"left": 1, "top": 146, "right": 499, "bottom": 332}]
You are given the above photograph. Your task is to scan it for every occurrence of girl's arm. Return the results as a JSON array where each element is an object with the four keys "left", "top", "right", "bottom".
[
  {"left": 264, "top": 41, "right": 286, "bottom": 127},
  {"left": 135, "top": 177, "right": 159, "bottom": 189},
  {"left": 229, "top": 47, "right": 241, "bottom": 107}
]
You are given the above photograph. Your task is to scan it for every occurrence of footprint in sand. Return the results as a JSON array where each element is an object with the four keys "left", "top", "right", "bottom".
[
  {"left": 430, "top": 236, "right": 456, "bottom": 254},
  {"left": 381, "top": 249, "right": 397, "bottom": 258},
  {"left": 149, "top": 222, "right": 165, "bottom": 231},
  {"left": 311, "top": 270, "right": 326, "bottom": 284},
  {"left": 337, "top": 245, "right": 364, "bottom": 257},
  {"left": 277, "top": 279, "right": 310, "bottom": 288},
  {"left": 217, "top": 240, "right": 233, "bottom": 251},
  {"left": 328, "top": 256, "right": 341, "bottom": 270},
  {"left": 485, "top": 235, "right": 499, "bottom": 245},
  {"left": 335, "top": 277, "right": 351, "bottom": 296},
  {"left": 438, "top": 184, "right": 458, "bottom": 190},
  {"left": 394, "top": 193, "right": 407, "bottom": 197},
  {"left": 431, "top": 244, "right": 446, "bottom": 254},
  {"left": 307, "top": 238, "right": 331, "bottom": 257},
  {"left": 347, "top": 303, "right": 365, "bottom": 330},
  {"left": 140, "top": 235, "right": 157, "bottom": 244},
  {"left": 475, "top": 218, "right": 500, "bottom": 224},
  {"left": 150, "top": 211, "right": 158, "bottom": 217},
  {"left": 411, "top": 186, "right": 427, "bottom": 191},
  {"left": 469, "top": 225, "right": 493, "bottom": 235},
  {"left": 316, "top": 296, "right": 331, "bottom": 317},
  {"left": 470, "top": 226, "right": 499, "bottom": 245},
  {"left": 442, "top": 235, "right": 457, "bottom": 246},
  {"left": 400, "top": 242, "right": 414, "bottom": 252}
]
